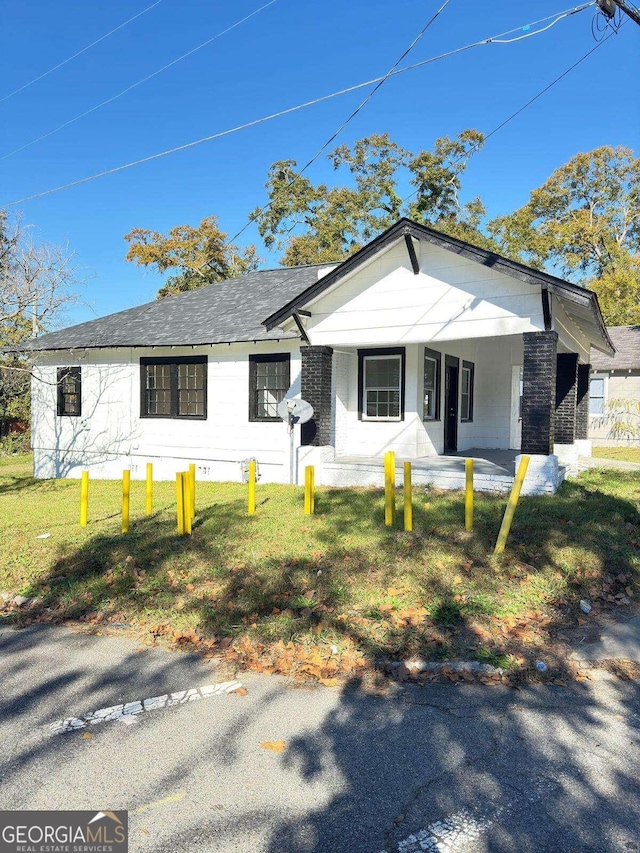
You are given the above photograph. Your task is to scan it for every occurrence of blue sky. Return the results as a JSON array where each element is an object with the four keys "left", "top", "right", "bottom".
[{"left": 1, "top": 0, "right": 638, "bottom": 328}]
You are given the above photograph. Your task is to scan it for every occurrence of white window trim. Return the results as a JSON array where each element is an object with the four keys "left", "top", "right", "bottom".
[
  {"left": 589, "top": 373, "right": 608, "bottom": 417},
  {"left": 362, "top": 354, "right": 403, "bottom": 422}
]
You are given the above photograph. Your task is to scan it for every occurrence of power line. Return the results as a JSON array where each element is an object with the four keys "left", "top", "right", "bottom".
[
  {"left": 2, "top": 2, "right": 599, "bottom": 208},
  {"left": 400, "top": 22, "right": 620, "bottom": 209},
  {"left": 249, "top": 22, "right": 621, "bottom": 314},
  {"left": 0, "top": 0, "right": 164, "bottom": 105},
  {"left": 597, "top": 0, "right": 640, "bottom": 26},
  {"left": 0, "top": 0, "right": 279, "bottom": 162},
  {"left": 221, "top": 0, "right": 454, "bottom": 253}
]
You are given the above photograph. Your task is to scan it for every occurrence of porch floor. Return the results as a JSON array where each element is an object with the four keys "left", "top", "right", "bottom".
[
  {"left": 335, "top": 448, "right": 518, "bottom": 477},
  {"left": 327, "top": 448, "right": 519, "bottom": 493}
]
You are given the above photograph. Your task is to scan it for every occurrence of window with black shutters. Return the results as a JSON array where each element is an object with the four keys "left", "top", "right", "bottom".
[
  {"left": 140, "top": 357, "right": 207, "bottom": 419},
  {"left": 249, "top": 354, "right": 290, "bottom": 421},
  {"left": 57, "top": 367, "right": 81, "bottom": 416}
]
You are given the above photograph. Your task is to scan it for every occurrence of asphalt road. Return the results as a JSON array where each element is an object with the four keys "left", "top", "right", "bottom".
[{"left": 1, "top": 622, "right": 639, "bottom": 853}]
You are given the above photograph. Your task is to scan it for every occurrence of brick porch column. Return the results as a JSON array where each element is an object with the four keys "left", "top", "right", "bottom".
[
  {"left": 522, "top": 331, "right": 558, "bottom": 455},
  {"left": 575, "top": 363, "right": 591, "bottom": 441},
  {"left": 300, "top": 345, "right": 333, "bottom": 446},
  {"left": 555, "top": 353, "right": 579, "bottom": 444}
]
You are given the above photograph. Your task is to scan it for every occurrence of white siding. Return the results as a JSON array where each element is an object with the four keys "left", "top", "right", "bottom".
[
  {"left": 32, "top": 342, "right": 302, "bottom": 481},
  {"left": 589, "top": 371, "right": 640, "bottom": 446},
  {"left": 32, "top": 235, "right": 594, "bottom": 482},
  {"left": 303, "top": 239, "right": 545, "bottom": 347},
  {"left": 334, "top": 336, "right": 523, "bottom": 458}
]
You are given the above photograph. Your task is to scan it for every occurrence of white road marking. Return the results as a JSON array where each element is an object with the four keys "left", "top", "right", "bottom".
[
  {"left": 382, "top": 778, "right": 557, "bottom": 853},
  {"left": 392, "top": 809, "right": 496, "bottom": 852},
  {"left": 49, "top": 680, "right": 243, "bottom": 735}
]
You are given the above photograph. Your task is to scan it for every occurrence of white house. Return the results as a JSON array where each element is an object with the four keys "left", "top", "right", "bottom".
[
  {"left": 24, "top": 219, "right": 614, "bottom": 494},
  {"left": 589, "top": 325, "right": 640, "bottom": 447}
]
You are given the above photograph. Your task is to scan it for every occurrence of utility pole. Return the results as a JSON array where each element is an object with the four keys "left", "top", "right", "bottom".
[{"left": 597, "top": 0, "right": 640, "bottom": 26}]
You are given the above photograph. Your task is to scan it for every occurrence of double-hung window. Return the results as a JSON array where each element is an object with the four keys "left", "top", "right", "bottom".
[
  {"left": 358, "top": 348, "right": 405, "bottom": 421},
  {"left": 140, "top": 356, "right": 207, "bottom": 419},
  {"left": 461, "top": 360, "right": 474, "bottom": 422},
  {"left": 249, "top": 353, "right": 291, "bottom": 421},
  {"left": 423, "top": 347, "right": 441, "bottom": 421},
  {"left": 57, "top": 367, "right": 81, "bottom": 416},
  {"left": 589, "top": 376, "right": 606, "bottom": 415}
]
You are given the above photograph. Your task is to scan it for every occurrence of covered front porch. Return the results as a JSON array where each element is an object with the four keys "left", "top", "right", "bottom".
[
  {"left": 268, "top": 217, "right": 613, "bottom": 493},
  {"left": 331, "top": 449, "right": 519, "bottom": 493},
  {"left": 298, "top": 447, "right": 566, "bottom": 495},
  {"left": 297, "top": 328, "right": 592, "bottom": 495}
]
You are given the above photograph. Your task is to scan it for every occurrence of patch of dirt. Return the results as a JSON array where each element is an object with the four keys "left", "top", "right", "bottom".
[
  {"left": 550, "top": 599, "right": 640, "bottom": 649},
  {"left": 600, "top": 659, "right": 640, "bottom": 680}
]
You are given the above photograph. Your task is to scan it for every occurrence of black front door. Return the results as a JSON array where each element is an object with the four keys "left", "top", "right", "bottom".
[{"left": 444, "top": 356, "right": 459, "bottom": 452}]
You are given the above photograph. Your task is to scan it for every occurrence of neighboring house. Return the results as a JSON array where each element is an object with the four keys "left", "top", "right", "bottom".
[
  {"left": 21, "top": 218, "right": 613, "bottom": 495},
  {"left": 589, "top": 326, "right": 640, "bottom": 446}
]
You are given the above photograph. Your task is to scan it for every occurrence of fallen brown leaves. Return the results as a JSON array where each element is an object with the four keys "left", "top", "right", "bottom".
[{"left": 224, "top": 636, "right": 366, "bottom": 683}]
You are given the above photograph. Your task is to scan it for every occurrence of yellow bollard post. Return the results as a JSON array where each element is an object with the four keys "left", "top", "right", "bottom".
[
  {"left": 80, "top": 470, "right": 89, "bottom": 527},
  {"left": 248, "top": 459, "right": 256, "bottom": 516},
  {"left": 403, "top": 461, "right": 413, "bottom": 532},
  {"left": 183, "top": 472, "right": 192, "bottom": 535},
  {"left": 304, "top": 466, "right": 311, "bottom": 515},
  {"left": 494, "top": 455, "right": 530, "bottom": 555},
  {"left": 189, "top": 463, "right": 196, "bottom": 519},
  {"left": 176, "top": 472, "right": 185, "bottom": 535},
  {"left": 465, "top": 458, "right": 474, "bottom": 532},
  {"left": 384, "top": 451, "right": 396, "bottom": 527},
  {"left": 310, "top": 465, "right": 315, "bottom": 514},
  {"left": 145, "top": 463, "right": 153, "bottom": 516},
  {"left": 122, "top": 469, "right": 130, "bottom": 534}
]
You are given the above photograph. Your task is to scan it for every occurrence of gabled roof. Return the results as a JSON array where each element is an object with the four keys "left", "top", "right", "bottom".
[
  {"left": 591, "top": 326, "right": 640, "bottom": 371},
  {"left": 19, "top": 217, "right": 614, "bottom": 356},
  {"left": 263, "top": 218, "right": 614, "bottom": 355},
  {"left": 20, "top": 265, "right": 324, "bottom": 352}
]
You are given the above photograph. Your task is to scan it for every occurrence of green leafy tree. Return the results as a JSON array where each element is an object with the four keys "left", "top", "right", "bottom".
[
  {"left": 488, "top": 146, "right": 640, "bottom": 324},
  {"left": 252, "top": 131, "right": 496, "bottom": 266},
  {"left": 585, "top": 251, "right": 640, "bottom": 326},
  {"left": 124, "top": 215, "right": 260, "bottom": 298}
]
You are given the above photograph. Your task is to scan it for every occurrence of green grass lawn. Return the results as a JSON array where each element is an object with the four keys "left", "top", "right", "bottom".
[
  {"left": 1, "top": 453, "right": 639, "bottom": 678},
  {"left": 592, "top": 446, "right": 640, "bottom": 464}
]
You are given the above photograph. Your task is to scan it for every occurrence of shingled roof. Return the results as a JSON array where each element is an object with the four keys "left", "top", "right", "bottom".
[
  {"left": 19, "top": 218, "right": 615, "bottom": 356},
  {"left": 591, "top": 326, "right": 640, "bottom": 371},
  {"left": 21, "top": 265, "right": 324, "bottom": 352}
]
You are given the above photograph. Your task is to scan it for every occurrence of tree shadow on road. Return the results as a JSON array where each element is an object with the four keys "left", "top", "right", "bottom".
[{"left": 1, "top": 621, "right": 640, "bottom": 852}]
